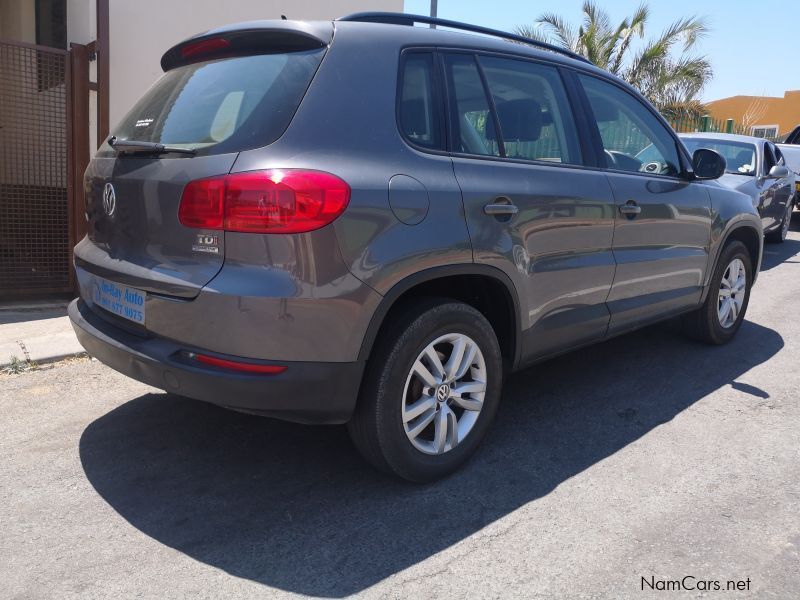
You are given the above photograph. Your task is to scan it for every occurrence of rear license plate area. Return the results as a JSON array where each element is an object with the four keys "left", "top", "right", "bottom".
[{"left": 91, "top": 277, "right": 146, "bottom": 325}]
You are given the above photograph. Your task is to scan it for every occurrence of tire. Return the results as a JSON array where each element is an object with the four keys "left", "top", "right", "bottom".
[
  {"left": 348, "top": 299, "right": 503, "bottom": 483},
  {"left": 682, "top": 240, "right": 752, "bottom": 345},
  {"left": 765, "top": 203, "right": 792, "bottom": 243}
]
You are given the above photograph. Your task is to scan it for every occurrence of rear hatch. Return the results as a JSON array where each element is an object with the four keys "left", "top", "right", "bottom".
[{"left": 80, "top": 23, "right": 330, "bottom": 298}]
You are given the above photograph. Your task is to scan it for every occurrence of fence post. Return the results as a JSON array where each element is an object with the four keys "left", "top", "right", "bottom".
[{"left": 725, "top": 119, "right": 734, "bottom": 134}]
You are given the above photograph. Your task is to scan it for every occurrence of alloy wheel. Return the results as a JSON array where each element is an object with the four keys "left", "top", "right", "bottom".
[
  {"left": 717, "top": 258, "right": 746, "bottom": 328},
  {"left": 401, "top": 333, "right": 487, "bottom": 455},
  {"left": 782, "top": 204, "right": 792, "bottom": 240}
]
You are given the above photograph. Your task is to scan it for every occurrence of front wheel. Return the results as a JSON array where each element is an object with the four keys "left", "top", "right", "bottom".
[
  {"left": 766, "top": 203, "right": 792, "bottom": 243},
  {"left": 682, "top": 240, "right": 752, "bottom": 344},
  {"left": 348, "top": 300, "right": 503, "bottom": 482}
]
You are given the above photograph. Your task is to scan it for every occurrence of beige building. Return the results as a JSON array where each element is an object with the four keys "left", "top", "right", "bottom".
[
  {"left": 0, "top": 0, "right": 400, "bottom": 297},
  {"left": 706, "top": 90, "right": 800, "bottom": 139}
]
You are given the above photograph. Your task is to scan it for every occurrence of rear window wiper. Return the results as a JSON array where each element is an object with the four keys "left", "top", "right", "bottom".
[{"left": 108, "top": 136, "right": 197, "bottom": 155}]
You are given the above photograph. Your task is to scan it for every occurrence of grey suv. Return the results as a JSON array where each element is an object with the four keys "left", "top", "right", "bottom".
[{"left": 69, "top": 13, "right": 763, "bottom": 482}]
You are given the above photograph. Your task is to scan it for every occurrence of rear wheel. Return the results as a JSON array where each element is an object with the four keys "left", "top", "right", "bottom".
[
  {"left": 682, "top": 240, "right": 752, "bottom": 344},
  {"left": 348, "top": 299, "right": 503, "bottom": 482}
]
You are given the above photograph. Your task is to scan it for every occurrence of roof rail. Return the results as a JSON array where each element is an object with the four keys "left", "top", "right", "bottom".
[{"left": 336, "top": 12, "right": 591, "bottom": 65}]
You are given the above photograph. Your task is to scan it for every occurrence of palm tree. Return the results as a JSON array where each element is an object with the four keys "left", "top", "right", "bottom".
[{"left": 515, "top": 2, "right": 712, "bottom": 119}]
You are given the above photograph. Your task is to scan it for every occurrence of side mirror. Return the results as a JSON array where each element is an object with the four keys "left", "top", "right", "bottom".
[
  {"left": 767, "top": 165, "right": 790, "bottom": 179},
  {"left": 692, "top": 148, "right": 726, "bottom": 180}
]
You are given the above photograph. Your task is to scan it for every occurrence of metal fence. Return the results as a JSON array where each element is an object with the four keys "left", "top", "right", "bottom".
[
  {"left": 667, "top": 115, "right": 783, "bottom": 142},
  {"left": 0, "top": 40, "right": 71, "bottom": 296}
]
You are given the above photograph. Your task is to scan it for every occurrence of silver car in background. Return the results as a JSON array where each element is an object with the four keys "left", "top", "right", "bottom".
[{"left": 681, "top": 133, "right": 796, "bottom": 243}]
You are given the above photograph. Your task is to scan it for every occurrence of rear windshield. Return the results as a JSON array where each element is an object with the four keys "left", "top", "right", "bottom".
[{"left": 105, "top": 49, "right": 325, "bottom": 156}]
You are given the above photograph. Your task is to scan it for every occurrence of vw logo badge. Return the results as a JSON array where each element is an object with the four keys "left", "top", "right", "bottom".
[
  {"left": 436, "top": 384, "right": 450, "bottom": 401},
  {"left": 102, "top": 183, "right": 116, "bottom": 216}
]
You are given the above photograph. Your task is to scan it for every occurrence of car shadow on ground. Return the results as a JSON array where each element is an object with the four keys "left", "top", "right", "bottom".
[
  {"left": 79, "top": 319, "right": 783, "bottom": 597},
  {"left": 760, "top": 211, "right": 800, "bottom": 271}
]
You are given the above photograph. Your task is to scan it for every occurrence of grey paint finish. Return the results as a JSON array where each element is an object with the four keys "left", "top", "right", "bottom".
[
  {"left": 70, "top": 17, "right": 765, "bottom": 422},
  {"left": 79, "top": 153, "right": 237, "bottom": 298},
  {"left": 453, "top": 157, "right": 617, "bottom": 361},
  {"left": 388, "top": 175, "right": 429, "bottom": 225},
  {"left": 232, "top": 24, "right": 474, "bottom": 297},
  {"left": 604, "top": 173, "right": 712, "bottom": 333},
  {"left": 74, "top": 226, "right": 382, "bottom": 363}
]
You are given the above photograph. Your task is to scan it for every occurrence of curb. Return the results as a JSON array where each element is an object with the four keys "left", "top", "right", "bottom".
[{"left": 1, "top": 350, "right": 88, "bottom": 370}]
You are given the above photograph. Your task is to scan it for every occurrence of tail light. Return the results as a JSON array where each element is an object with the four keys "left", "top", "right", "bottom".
[{"left": 178, "top": 169, "right": 350, "bottom": 234}]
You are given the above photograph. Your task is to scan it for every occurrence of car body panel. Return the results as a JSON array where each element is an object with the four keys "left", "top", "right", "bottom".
[
  {"left": 452, "top": 157, "right": 617, "bottom": 364},
  {"left": 604, "top": 173, "right": 712, "bottom": 334}
]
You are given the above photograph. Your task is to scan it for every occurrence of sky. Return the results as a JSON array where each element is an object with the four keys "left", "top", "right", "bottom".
[{"left": 402, "top": 0, "right": 800, "bottom": 102}]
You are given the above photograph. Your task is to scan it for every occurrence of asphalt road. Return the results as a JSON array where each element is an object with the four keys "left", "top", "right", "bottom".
[{"left": 3, "top": 222, "right": 800, "bottom": 599}]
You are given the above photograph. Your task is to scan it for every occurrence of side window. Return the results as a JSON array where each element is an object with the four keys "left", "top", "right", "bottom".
[
  {"left": 443, "top": 53, "right": 501, "bottom": 157},
  {"left": 398, "top": 53, "right": 443, "bottom": 150},
  {"left": 764, "top": 143, "right": 776, "bottom": 173},
  {"left": 478, "top": 56, "right": 582, "bottom": 164},
  {"left": 579, "top": 74, "right": 681, "bottom": 177}
]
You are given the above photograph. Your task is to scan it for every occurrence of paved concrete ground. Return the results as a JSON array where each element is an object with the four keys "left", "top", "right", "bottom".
[
  {"left": 0, "top": 301, "right": 84, "bottom": 368},
  {"left": 2, "top": 224, "right": 800, "bottom": 599}
]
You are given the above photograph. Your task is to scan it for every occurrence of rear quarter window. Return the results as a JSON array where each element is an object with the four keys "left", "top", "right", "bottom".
[{"left": 104, "top": 49, "right": 325, "bottom": 157}]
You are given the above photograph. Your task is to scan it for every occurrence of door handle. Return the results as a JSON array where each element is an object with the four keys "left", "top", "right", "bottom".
[
  {"left": 619, "top": 201, "right": 641, "bottom": 217},
  {"left": 484, "top": 200, "right": 519, "bottom": 216}
]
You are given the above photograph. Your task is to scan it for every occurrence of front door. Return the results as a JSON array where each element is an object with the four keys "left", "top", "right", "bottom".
[
  {"left": 443, "top": 52, "right": 616, "bottom": 364},
  {"left": 577, "top": 74, "right": 712, "bottom": 334}
]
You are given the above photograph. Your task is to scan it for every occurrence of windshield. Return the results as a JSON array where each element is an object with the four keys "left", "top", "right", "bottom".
[
  {"left": 681, "top": 138, "right": 757, "bottom": 176},
  {"left": 106, "top": 49, "right": 325, "bottom": 157}
]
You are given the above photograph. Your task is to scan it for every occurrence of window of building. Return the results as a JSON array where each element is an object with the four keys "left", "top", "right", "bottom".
[{"left": 751, "top": 125, "right": 779, "bottom": 139}]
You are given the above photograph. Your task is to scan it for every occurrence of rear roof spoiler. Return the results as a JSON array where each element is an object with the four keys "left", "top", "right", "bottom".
[{"left": 160, "top": 20, "right": 333, "bottom": 71}]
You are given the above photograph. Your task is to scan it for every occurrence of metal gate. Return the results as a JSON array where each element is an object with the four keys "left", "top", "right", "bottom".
[{"left": 0, "top": 39, "right": 71, "bottom": 296}]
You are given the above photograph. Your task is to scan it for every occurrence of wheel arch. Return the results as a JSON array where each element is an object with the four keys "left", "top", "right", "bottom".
[
  {"left": 702, "top": 221, "right": 762, "bottom": 303},
  {"left": 357, "top": 265, "right": 522, "bottom": 369}
]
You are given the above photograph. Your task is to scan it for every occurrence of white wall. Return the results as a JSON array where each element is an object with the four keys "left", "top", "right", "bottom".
[
  {"left": 0, "top": 0, "right": 36, "bottom": 42},
  {"left": 107, "top": 0, "right": 402, "bottom": 130},
  {"left": 66, "top": 0, "right": 98, "bottom": 151}
]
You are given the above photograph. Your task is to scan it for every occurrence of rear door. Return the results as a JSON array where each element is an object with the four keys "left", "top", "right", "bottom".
[
  {"left": 576, "top": 73, "right": 712, "bottom": 333},
  {"left": 79, "top": 44, "right": 327, "bottom": 298},
  {"left": 759, "top": 141, "right": 781, "bottom": 229},
  {"left": 444, "top": 52, "right": 617, "bottom": 363},
  {"left": 768, "top": 142, "right": 793, "bottom": 219}
]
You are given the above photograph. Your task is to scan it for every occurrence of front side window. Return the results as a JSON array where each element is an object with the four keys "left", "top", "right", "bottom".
[
  {"left": 579, "top": 74, "right": 681, "bottom": 177},
  {"left": 764, "top": 143, "right": 777, "bottom": 174},
  {"left": 478, "top": 56, "right": 581, "bottom": 164},
  {"left": 399, "top": 53, "right": 444, "bottom": 150}
]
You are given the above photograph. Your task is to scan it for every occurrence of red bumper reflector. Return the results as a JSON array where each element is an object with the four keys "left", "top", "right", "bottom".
[{"left": 194, "top": 353, "right": 287, "bottom": 375}]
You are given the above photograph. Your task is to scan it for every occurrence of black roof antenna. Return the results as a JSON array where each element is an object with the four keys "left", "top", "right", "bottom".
[{"left": 280, "top": 15, "right": 287, "bottom": 20}]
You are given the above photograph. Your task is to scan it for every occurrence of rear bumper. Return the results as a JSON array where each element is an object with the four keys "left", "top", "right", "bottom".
[{"left": 68, "top": 299, "right": 363, "bottom": 424}]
